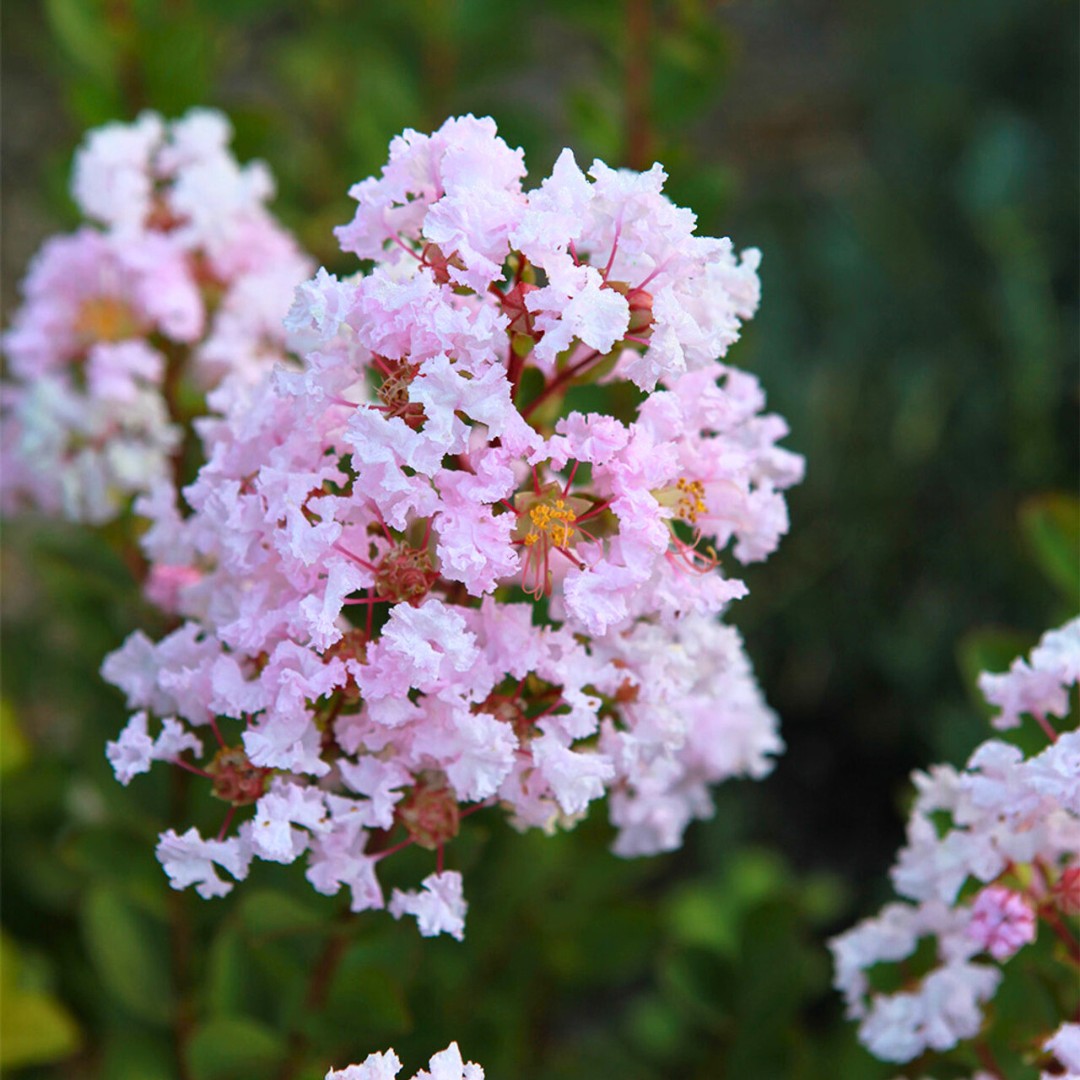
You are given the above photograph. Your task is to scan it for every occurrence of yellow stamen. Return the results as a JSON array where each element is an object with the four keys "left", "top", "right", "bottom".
[
  {"left": 671, "top": 477, "right": 708, "bottom": 525},
  {"left": 74, "top": 296, "right": 138, "bottom": 344}
]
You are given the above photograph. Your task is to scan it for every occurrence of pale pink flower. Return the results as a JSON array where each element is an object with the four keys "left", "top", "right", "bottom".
[{"left": 389, "top": 871, "right": 468, "bottom": 940}]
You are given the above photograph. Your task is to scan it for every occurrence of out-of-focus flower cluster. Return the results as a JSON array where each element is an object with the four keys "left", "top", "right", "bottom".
[
  {"left": 327, "top": 1041, "right": 483, "bottom": 1080},
  {"left": 86, "top": 114, "right": 802, "bottom": 939},
  {"left": 830, "top": 619, "right": 1080, "bottom": 1073},
  {"left": 1, "top": 109, "right": 311, "bottom": 523}
]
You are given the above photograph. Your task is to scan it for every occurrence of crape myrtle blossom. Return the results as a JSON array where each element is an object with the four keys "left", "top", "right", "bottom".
[
  {"left": 102, "top": 115, "right": 802, "bottom": 939},
  {"left": 1, "top": 108, "right": 311, "bottom": 524},
  {"left": 326, "top": 1042, "right": 483, "bottom": 1080},
  {"left": 830, "top": 618, "right": 1080, "bottom": 1068},
  {"left": 1043, "top": 1024, "right": 1080, "bottom": 1079}
]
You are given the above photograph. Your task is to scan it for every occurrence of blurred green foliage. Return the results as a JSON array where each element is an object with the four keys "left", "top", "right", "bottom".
[{"left": 2, "top": 0, "right": 1076, "bottom": 1076}]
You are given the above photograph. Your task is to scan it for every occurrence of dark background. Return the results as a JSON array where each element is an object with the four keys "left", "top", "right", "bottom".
[{"left": 2, "top": 1, "right": 1077, "bottom": 1077}]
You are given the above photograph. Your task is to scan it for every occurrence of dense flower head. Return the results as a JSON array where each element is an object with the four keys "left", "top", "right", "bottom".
[
  {"left": 1, "top": 108, "right": 312, "bottom": 523},
  {"left": 830, "top": 617, "right": 1080, "bottom": 1066},
  {"left": 101, "top": 115, "right": 802, "bottom": 939}
]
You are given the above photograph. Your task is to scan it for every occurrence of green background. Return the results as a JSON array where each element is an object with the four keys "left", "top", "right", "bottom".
[{"left": 1, "top": 1, "right": 1076, "bottom": 1076}]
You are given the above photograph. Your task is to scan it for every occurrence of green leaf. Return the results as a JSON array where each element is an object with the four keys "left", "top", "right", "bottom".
[
  {"left": 187, "top": 1016, "right": 287, "bottom": 1080},
  {"left": 318, "top": 952, "right": 410, "bottom": 1044},
  {"left": 61, "top": 826, "right": 165, "bottom": 902},
  {"left": 237, "top": 888, "right": 326, "bottom": 939},
  {"left": 1020, "top": 493, "right": 1080, "bottom": 602},
  {"left": 100, "top": 1028, "right": 176, "bottom": 1080},
  {"left": 0, "top": 700, "right": 31, "bottom": 775},
  {"left": 44, "top": 0, "right": 118, "bottom": 82},
  {"left": 665, "top": 883, "right": 738, "bottom": 956},
  {"left": 81, "top": 885, "right": 174, "bottom": 1026},
  {"left": 205, "top": 926, "right": 254, "bottom": 1018},
  {"left": 0, "top": 933, "right": 81, "bottom": 1068}
]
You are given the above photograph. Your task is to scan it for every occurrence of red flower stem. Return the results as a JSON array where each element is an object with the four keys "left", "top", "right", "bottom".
[
  {"left": 573, "top": 500, "right": 612, "bottom": 524},
  {"left": 333, "top": 542, "right": 378, "bottom": 572},
  {"left": 1034, "top": 712, "right": 1059, "bottom": 743},
  {"left": 973, "top": 1039, "right": 1004, "bottom": 1079},
  {"left": 635, "top": 258, "right": 670, "bottom": 292},
  {"left": 1040, "top": 906, "right": 1080, "bottom": 964},
  {"left": 217, "top": 805, "right": 236, "bottom": 842},
  {"left": 507, "top": 347, "right": 527, "bottom": 400},
  {"left": 172, "top": 757, "right": 212, "bottom": 779},
  {"left": 372, "top": 835, "right": 417, "bottom": 862},
  {"left": 562, "top": 460, "right": 580, "bottom": 497},
  {"left": 391, "top": 234, "right": 423, "bottom": 262},
  {"left": 602, "top": 220, "right": 622, "bottom": 279},
  {"left": 521, "top": 348, "right": 603, "bottom": 420},
  {"left": 208, "top": 715, "right": 226, "bottom": 749}
]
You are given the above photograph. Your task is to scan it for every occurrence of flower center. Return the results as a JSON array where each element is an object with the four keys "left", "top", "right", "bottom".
[
  {"left": 397, "top": 774, "right": 460, "bottom": 850},
  {"left": 374, "top": 542, "right": 438, "bottom": 605},
  {"left": 376, "top": 359, "right": 426, "bottom": 430},
  {"left": 73, "top": 296, "right": 138, "bottom": 345},
  {"left": 514, "top": 484, "right": 590, "bottom": 550},
  {"left": 207, "top": 746, "right": 273, "bottom": 806}
]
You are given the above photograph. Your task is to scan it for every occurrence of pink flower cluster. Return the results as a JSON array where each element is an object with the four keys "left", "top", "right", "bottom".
[
  {"left": 1, "top": 109, "right": 311, "bottom": 523},
  {"left": 327, "top": 1042, "right": 482, "bottom": 1080},
  {"left": 101, "top": 115, "right": 802, "bottom": 939},
  {"left": 830, "top": 618, "right": 1080, "bottom": 1067}
]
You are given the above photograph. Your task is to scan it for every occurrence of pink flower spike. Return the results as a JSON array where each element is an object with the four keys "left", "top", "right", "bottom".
[{"left": 967, "top": 885, "right": 1036, "bottom": 961}]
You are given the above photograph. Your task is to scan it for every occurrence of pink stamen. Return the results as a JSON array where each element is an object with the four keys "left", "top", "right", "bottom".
[{"left": 553, "top": 545, "right": 585, "bottom": 570}]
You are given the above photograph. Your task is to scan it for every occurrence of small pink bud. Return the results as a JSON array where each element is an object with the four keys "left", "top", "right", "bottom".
[
  {"left": 967, "top": 884, "right": 1037, "bottom": 961},
  {"left": 397, "top": 775, "right": 460, "bottom": 850}
]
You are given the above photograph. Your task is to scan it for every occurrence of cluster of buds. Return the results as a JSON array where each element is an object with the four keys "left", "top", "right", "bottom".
[
  {"left": 0, "top": 109, "right": 311, "bottom": 523},
  {"left": 830, "top": 619, "right": 1080, "bottom": 1074},
  {"left": 90, "top": 114, "right": 803, "bottom": 939}
]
